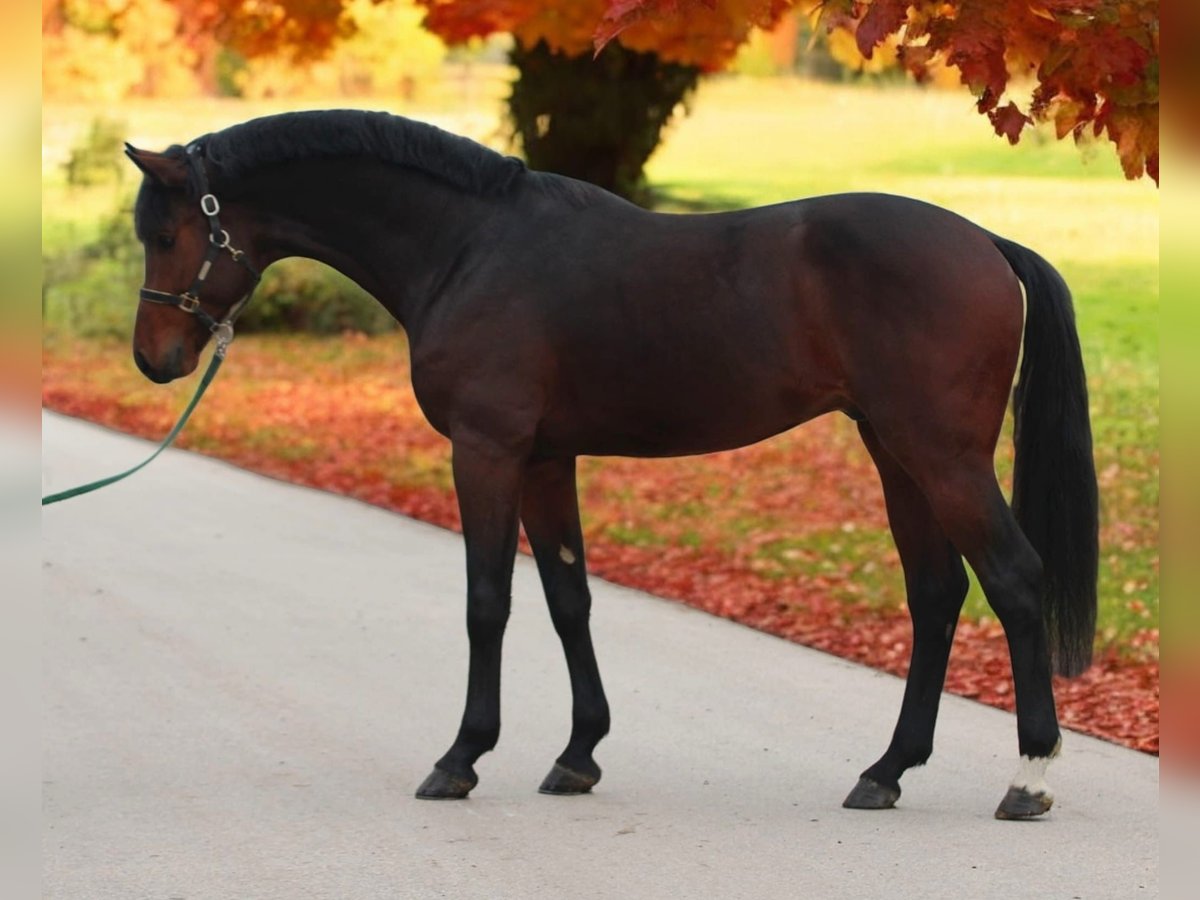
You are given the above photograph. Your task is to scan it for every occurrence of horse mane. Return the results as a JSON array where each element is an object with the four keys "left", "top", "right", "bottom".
[{"left": 188, "top": 110, "right": 527, "bottom": 196}]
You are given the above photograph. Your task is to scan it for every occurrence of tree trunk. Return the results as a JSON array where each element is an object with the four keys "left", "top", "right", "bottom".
[{"left": 507, "top": 40, "right": 700, "bottom": 204}]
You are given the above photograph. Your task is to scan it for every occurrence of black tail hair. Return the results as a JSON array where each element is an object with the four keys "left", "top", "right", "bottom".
[{"left": 992, "top": 235, "right": 1099, "bottom": 677}]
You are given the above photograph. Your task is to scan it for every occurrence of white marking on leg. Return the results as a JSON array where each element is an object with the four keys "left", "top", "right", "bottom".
[
  {"left": 1009, "top": 738, "right": 1060, "bottom": 797},
  {"left": 559, "top": 545, "right": 576, "bottom": 565},
  {"left": 1010, "top": 756, "right": 1052, "bottom": 796}
]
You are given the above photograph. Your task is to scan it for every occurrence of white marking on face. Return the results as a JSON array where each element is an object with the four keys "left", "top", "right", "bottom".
[{"left": 559, "top": 545, "right": 576, "bottom": 565}]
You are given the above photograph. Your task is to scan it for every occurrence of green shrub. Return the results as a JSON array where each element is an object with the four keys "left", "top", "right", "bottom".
[
  {"left": 42, "top": 202, "right": 143, "bottom": 338},
  {"left": 64, "top": 117, "right": 128, "bottom": 187},
  {"left": 42, "top": 253, "right": 140, "bottom": 338},
  {"left": 239, "top": 261, "right": 398, "bottom": 335}
]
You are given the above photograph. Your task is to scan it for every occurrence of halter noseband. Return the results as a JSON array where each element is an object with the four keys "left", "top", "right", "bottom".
[{"left": 138, "top": 142, "right": 261, "bottom": 355}]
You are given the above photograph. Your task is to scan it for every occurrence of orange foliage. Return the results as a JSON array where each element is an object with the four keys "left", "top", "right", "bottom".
[
  {"left": 419, "top": 0, "right": 791, "bottom": 70},
  {"left": 133, "top": 0, "right": 349, "bottom": 61},
  {"left": 43, "top": 1, "right": 1158, "bottom": 180},
  {"left": 43, "top": 0, "right": 207, "bottom": 99},
  {"left": 603, "top": 0, "right": 1159, "bottom": 181},
  {"left": 43, "top": 0, "right": 352, "bottom": 70}
]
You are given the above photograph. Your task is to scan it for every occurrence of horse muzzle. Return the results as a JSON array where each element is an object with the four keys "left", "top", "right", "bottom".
[{"left": 133, "top": 345, "right": 185, "bottom": 384}]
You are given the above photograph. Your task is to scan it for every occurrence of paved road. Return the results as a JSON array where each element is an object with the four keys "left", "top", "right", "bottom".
[{"left": 42, "top": 412, "right": 1158, "bottom": 899}]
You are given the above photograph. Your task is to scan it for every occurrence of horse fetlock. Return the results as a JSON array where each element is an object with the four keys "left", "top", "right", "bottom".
[
  {"left": 455, "top": 722, "right": 501, "bottom": 756},
  {"left": 572, "top": 703, "right": 610, "bottom": 738},
  {"left": 1017, "top": 727, "right": 1062, "bottom": 762},
  {"left": 995, "top": 743, "right": 1060, "bottom": 819},
  {"left": 903, "top": 745, "right": 933, "bottom": 770},
  {"left": 1011, "top": 739, "right": 1060, "bottom": 791}
]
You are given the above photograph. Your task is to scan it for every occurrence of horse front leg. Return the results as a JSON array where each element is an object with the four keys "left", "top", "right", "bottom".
[
  {"left": 416, "top": 440, "right": 523, "bottom": 800},
  {"left": 520, "top": 457, "right": 610, "bottom": 795}
]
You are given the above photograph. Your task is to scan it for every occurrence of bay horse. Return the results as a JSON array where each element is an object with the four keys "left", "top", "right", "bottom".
[{"left": 125, "top": 110, "right": 1097, "bottom": 819}]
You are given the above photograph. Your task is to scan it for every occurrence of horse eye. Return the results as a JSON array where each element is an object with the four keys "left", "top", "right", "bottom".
[{"left": 155, "top": 233, "right": 176, "bottom": 250}]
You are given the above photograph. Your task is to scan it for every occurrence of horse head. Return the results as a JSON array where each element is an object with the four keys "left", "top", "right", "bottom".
[{"left": 125, "top": 144, "right": 260, "bottom": 383}]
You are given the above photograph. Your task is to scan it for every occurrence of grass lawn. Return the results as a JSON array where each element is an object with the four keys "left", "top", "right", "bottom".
[{"left": 42, "top": 76, "right": 1159, "bottom": 658}]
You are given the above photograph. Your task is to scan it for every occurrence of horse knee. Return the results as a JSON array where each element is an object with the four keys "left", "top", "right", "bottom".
[
  {"left": 466, "top": 582, "right": 511, "bottom": 638},
  {"left": 548, "top": 592, "right": 591, "bottom": 638},
  {"left": 457, "top": 720, "right": 501, "bottom": 754}
]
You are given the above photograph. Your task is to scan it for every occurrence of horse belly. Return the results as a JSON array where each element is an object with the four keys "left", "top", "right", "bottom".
[
  {"left": 535, "top": 363, "right": 838, "bottom": 459},
  {"left": 533, "top": 291, "right": 843, "bottom": 457}
]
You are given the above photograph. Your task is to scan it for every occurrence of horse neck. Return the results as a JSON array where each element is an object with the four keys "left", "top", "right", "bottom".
[{"left": 235, "top": 158, "right": 505, "bottom": 335}]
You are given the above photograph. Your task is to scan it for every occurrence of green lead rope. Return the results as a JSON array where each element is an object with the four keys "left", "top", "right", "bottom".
[{"left": 42, "top": 347, "right": 226, "bottom": 506}]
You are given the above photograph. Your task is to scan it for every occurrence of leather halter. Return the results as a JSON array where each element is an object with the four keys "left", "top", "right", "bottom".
[{"left": 138, "top": 142, "right": 261, "bottom": 354}]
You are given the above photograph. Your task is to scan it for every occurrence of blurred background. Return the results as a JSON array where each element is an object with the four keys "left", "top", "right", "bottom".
[{"left": 40, "top": 0, "right": 1160, "bottom": 771}]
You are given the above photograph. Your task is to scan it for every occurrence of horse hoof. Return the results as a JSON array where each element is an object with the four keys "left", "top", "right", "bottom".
[
  {"left": 538, "top": 762, "right": 600, "bottom": 795},
  {"left": 842, "top": 776, "right": 900, "bottom": 810},
  {"left": 415, "top": 766, "right": 477, "bottom": 800},
  {"left": 994, "top": 786, "right": 1053, "bottom": 820}
]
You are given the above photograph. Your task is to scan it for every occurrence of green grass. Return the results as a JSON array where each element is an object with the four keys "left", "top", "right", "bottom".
[{"left": 751, "top": 529, "right": 897, "bottom": 602}]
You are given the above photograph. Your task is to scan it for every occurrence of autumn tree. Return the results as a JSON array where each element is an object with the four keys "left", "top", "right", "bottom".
[
  {"left": 418, "top": 0, "right": 794, "bottom": 200},
  {"left": 600, "top": 0, "right": 1159, "bottom": 182},
  {"left": 46, "top": 1, "right": 1159, "bottom": 188}
]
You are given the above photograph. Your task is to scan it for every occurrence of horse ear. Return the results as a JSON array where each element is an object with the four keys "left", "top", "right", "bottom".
[{"left": 125, "top": 144, "right": 187, "bottom": 187}]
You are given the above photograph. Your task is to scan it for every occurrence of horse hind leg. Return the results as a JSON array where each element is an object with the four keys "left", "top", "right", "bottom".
[
  {"left": 844, "top": 423, "right": 969, "bottom": 811},
  {"left": 520, "top": 457, "right": 611, "bottom": 795},
  {"left": 892, "top": 443, "right": 1062, "bottom": 819}
]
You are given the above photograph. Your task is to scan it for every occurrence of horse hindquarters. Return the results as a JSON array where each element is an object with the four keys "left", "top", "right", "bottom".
[{"left": 842, "top": 233, "right": 1087, "bottom": 817}]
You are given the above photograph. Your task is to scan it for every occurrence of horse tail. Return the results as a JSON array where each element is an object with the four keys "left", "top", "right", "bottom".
[{"left": 991, "top": 235, "right": 1098, "bottom": 677}]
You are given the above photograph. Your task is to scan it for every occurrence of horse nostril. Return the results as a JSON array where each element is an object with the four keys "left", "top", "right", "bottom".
[{"left": 165, "top": 344, "right": 184, "bottom": 375}]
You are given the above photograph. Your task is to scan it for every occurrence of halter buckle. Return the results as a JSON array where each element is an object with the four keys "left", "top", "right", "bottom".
[
  {"left": 200, "top": 194, "right": 221, "bottom": 217},
  {"left": 178, "top": 294, "right": 200, "bottom": 313}
]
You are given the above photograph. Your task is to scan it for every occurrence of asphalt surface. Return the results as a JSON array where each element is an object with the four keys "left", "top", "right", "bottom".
[{"left": 42, "top": 411, "right": 1158, "bottom": 899}]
